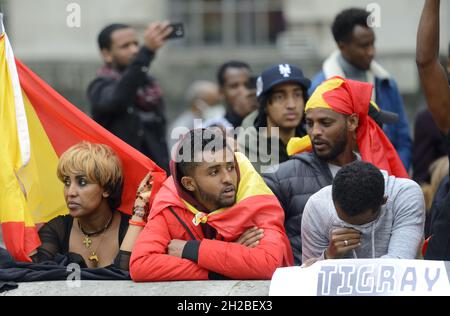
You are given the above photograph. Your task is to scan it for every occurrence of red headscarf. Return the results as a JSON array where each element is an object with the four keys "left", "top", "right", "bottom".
[{"left": 299, "top": 76, "right": 409, "bottom": 178}]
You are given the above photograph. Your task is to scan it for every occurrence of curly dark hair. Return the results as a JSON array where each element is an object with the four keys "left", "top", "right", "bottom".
[
  {"left": 332, "top": 8, "right": 371, "bottom": 44},
  {"left": 176, "top": 128, "right": 232, "bottom": 181},
  {"left": 332, "top": 161, "right": 385, "bottom": 217}
]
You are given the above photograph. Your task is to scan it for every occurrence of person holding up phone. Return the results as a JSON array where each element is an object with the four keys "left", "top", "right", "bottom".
[
  {"left": 165, "top": 23, "right": 185, "bottom": 39},
  {"left": 88, "top": 22, "right": 174, "bottom": 173}
]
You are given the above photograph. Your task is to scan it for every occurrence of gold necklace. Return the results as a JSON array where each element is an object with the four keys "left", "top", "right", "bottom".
[
  {"left": 78, "top": 214, "right": 113, "bottom": 266},
  {"left": 78, "top": 213, "right": 113, "bottom": 249},
  {"left": 87, "top": 232, "right": 108, "bottom": 266}
]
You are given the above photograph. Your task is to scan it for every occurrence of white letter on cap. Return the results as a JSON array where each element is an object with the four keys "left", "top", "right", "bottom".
[{"left": 279, "top": 64, "right": 291, "bottom": 78}]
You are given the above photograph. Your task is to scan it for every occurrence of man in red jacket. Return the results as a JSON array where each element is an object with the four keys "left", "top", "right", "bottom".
[{"left": 130, "top": 128, "right": 293, "bottom": 281}]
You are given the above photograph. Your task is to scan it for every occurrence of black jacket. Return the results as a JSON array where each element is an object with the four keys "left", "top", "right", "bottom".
[
  {"left": 263, "top": 153, "right": 333, "bottom": 265},
  {"left": 413, "top": 109, "right": 447, "bottom": 184},
  {"left": 425, "top": 132, "right": 450, "bottom": 260},
  {"left": 0, "top": 247, "right": 130, "bottom": 291},
  {"left": 88, "top": 47, "right": 170, "bottom": 173},
  {"left": 425, "top": 188, "right": 450, "bottom": 260}
]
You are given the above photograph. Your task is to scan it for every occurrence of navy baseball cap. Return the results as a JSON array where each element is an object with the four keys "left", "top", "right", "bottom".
[{"left": 256, "top": 64, "right": 311, "bottom": 100}]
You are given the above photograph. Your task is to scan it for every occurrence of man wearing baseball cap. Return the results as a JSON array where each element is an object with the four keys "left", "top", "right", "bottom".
[{"left": 237, "top": 64, "right": 311, "bottom": 174}]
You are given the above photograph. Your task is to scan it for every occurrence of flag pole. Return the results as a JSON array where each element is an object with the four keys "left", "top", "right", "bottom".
[{"left": 0, "top": 13, "right": 4, "bottom": 34}]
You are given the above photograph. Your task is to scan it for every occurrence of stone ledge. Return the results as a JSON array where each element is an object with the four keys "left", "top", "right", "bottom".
[{"left": 1, "top": 280, "right": 270, "bottom": 296}]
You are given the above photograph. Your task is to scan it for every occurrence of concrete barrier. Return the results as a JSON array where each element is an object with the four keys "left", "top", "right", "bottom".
[{"left": 1, "top": 280, "right": 270, "bottom": 296}]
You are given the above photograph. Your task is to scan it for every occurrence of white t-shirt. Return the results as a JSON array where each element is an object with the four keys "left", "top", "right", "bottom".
[{"left": 327, "top": 153, "right": 362, "bottom": 178}]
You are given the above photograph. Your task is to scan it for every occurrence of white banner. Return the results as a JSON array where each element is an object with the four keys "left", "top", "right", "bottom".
[{"left": 270, "top": 259, "right": 450, "bottom": 296}]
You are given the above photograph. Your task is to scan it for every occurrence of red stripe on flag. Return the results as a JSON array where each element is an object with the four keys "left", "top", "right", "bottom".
[
  {"left": 2, "top": 222, "right": 41, "bottom": 262},
  {"left": 15, "top": 59, "right": 167, "bottom": 214}
]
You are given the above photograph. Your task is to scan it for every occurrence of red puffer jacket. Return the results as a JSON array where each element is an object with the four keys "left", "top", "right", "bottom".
[{"left": 130, "top": 153, "right": 293, "bottom": 281}]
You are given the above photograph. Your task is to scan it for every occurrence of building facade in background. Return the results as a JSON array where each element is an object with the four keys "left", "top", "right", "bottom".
[{"left": 1, "top": 0, "right": 449, "bottom": 121}]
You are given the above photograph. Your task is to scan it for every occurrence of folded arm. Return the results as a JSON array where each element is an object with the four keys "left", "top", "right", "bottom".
[
  {"left": 183, "top": 228, "right": 288, "bottom": 280},
  {"left": 129, "top": 213, "right": 209, "bottom": 282}
]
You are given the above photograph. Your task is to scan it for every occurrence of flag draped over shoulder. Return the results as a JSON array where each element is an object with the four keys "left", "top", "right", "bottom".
[
  {"left": 151, "top": 152, "right": 294, "bottom": 267},
  {"left": 182, "top": 152, "right": 288, "bottom": 235},
  {"left": 184, "top": 152, "right": 294, "bottom": 267},
  {"left": 0, "top": 24, "right": 166, "bottom": 262}
]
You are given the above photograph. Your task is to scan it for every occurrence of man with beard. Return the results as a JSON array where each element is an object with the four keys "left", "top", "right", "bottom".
[
  {"left": 130, "top": 128, "right": 293, "bottom": 281},
  {"left": 264, "top": 77, "right": 408, "bottom": 265},
  {"left": 88, "top": 22, "right": 172, "bottom": 173}
]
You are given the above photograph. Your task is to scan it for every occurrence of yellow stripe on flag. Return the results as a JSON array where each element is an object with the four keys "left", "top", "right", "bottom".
[
  {"left": 0, "top": 35, "right": 67, "bottom": 225},
  {"left": 17, "top": 92, "right": 67, "bottom": 224},
  {"left": 234, "top": 152, "right": 273, "bottom": 200},
  {"left": 304, "top": 77, "right": 344, "bottom": 112},
  {"left": 0, "top": 34, "right": 29, "bottom": 225}
]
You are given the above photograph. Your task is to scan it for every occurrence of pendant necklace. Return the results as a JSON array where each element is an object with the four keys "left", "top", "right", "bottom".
[{"left": 78, "top": 213, "right": 113, "bottom": 266}]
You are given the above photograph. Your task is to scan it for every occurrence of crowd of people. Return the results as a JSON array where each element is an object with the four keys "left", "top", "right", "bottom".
[{"left": 1, "top": 0, "right": 450, "bottom": 283}]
